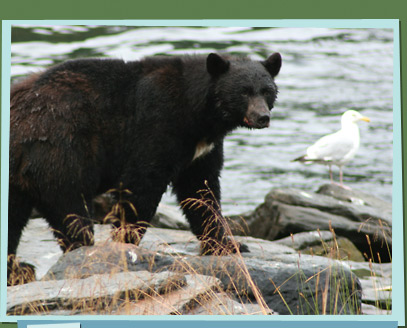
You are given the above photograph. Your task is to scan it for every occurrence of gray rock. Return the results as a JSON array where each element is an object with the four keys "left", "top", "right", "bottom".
[
  {"left": 7, "top": 271, "right": 186, "bottom": 315},
  {"left": 361, "top": 303, "right": 392, "bottom": 315},
  {"left": 140, "top": 228, "right": 297, "bottom": 257},
  {"left": 346, "top": 261, "right": 392, "bottom": 279},
  {"left": 332, "top": 257, "right": 392, "bottom": 312},
  {"left": 16, "top": 218, "right": 62, "bottom": 280},
  {"left": 141, "top": 228, "right": 362, "bottom": 315},
  {"left": 111, "top": 274, "right": 222, "bottom": 315},
  {"left": 306, "top": 237, "right": 365, "bottom": 262},
  {"left": 187, "top": 293, "right": 275, "bottom": 315},
  {"left": 317, "top": 184, "right": 392, "bottom": 214},
  {"left": 237, "top": 185, "right": 392, "bottom": 262},
  {"left": 359, "top": 276, "right": 392, "bottom": 309},
  {"left": 275, "top": 230, "right": 336, "bottom": 250},
  {"left": 151, "top": 204, "right": 190, "bottom": 230},
  {"left": 43, "top": 242, "right": 174, "bottom": 281},
  {"left": 172, "top": 254, "right": 362, "bottom": 315},
  {"left": 275, "top": 231, "right": 365, "bottom": 262},
  {"left": 267, "top": 187, "right": 391, "bottom": 224}
]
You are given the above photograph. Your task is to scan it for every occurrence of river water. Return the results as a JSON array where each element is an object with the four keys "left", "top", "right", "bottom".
[{"left": 10, "top": 24, "right": 394, "bottom": 215}]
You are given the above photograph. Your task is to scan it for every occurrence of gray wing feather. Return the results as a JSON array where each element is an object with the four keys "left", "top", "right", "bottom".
[{"left": 306, "top": 131, "right": 355, "bottom": 162}]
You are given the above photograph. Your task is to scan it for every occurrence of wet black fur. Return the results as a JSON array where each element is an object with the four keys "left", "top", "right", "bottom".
[{"left": 8, "top": 53, "right": 281, "bottom": 284}]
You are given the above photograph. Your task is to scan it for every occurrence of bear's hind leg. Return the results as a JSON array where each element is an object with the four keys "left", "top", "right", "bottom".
[
  {"left": 38, "top": 195, "right": 95, "bottom": 253},
  {"left": 7, "top": 187, "right": 36, "bottom": 285}
]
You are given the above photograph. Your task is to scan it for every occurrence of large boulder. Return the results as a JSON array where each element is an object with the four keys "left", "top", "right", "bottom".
[
  {"left": 172, "top": 253, "right": 361, "bottom": 315},
  {"left": 42, "top": 242, "right": 174, "bottom": 281},
  {"left": 234, "top": 184, "right": 392, "bottom": 262}
]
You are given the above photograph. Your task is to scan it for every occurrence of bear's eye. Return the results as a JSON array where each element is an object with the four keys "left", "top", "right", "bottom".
[
  {"left": 241, "top": 87, "right": 253, "bottom": 96},
  {"left": 261, "top": 88, "right": 272, "bottom": 96}
]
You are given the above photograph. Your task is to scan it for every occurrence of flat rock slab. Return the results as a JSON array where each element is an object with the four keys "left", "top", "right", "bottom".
[
  {"left": 361, "top": 303, "right": 392, "bottom": 315},
  {"left": 268, "top": 187, "right": 391, "bottom": 225},
  {"left": 275, "top": 230, "right": 337, "bottom": 249},
  {"left": 112, "top": 274, "right": 222, "bottom": 315},
  {"left": 239, "top": 185, "right": 392, "bottom": 263},
  {"left": 275, "top": 231, "right": 365, "bottom": 262},
  {"left": 359, "top": 276, "right": 392, "bottom": 308},
  {"left": 346, "top": 261, "right": 392, "bottom": 279},
  {"left": 188, "top": 293, "right": 274, "bottom": 315},
  {"left": 152, "top": 203, "right": 190, "bottom": 230},
  {"left": 43, "top": 242, "right": 174, "bottom": 281},
  {"left": 15, "top": 218, "right": 62, "bottom": 280},
  {"left": 317, "top": 184, "right": 392, "bottom": 214},
  {"left": 7, "top": 271, "right": 185, "bottom": 315}
]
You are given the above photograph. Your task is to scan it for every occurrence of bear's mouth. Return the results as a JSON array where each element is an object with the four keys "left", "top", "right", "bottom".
[
  {"left": 243, "top": 117, "right": 253, "bottom": 128},
  {"left": 243, "top": 116, "right": 270, "bottom": 129}
]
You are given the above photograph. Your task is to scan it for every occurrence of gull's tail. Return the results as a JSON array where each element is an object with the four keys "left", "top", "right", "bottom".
[
  {"left": 292, "top": 155, "right": 332, "bottom": 165},
  {"left": 292, "top": 155, "right": 307, "bottom": 162}
]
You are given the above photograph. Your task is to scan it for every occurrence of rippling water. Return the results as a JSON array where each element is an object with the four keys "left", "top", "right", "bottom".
[{"left": 10, "top": 25, "right": 394, "bottom": 215}]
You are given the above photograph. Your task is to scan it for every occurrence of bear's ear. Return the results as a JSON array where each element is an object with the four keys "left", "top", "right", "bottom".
[
  {"left": 263, "top": 52, "right": 282, "bottom": 78},
  {"left": 207, "top": 53, "right": 230, "bottom": 76}
]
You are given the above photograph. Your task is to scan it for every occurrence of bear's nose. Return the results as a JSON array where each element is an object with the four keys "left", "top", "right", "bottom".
[{"left": 257, "top": 113, "right": 270, "bottom": 128}]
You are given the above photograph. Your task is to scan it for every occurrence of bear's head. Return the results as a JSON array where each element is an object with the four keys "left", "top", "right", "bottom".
[{"left": 207, "top": 52, "right": 281, "bottom": 130}]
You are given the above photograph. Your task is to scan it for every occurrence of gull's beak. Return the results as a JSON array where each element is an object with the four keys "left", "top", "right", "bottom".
[{"left": 360, "top": 116, "right": 370, "bottom": 122}]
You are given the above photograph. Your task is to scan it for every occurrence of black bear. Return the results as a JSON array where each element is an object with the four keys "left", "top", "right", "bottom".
[{"left": 8, "top": 52, "right": 282, "bottom": 285}]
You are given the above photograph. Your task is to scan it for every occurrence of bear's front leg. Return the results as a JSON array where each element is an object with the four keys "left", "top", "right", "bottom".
[{"left": 172, "top": 143, "right": 249, "bottom": 255}]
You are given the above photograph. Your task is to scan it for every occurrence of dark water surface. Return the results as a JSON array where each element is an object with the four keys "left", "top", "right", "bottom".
[{"left": 10, "top": 25, "right": 394, "bottom": 215}]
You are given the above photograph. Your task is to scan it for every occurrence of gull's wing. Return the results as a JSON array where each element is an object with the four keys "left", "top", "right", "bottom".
[{"left": 306, "top": 130, "right": 356, "bottom": 163}]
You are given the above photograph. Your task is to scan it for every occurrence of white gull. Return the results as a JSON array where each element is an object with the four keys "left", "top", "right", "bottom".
[{"left": 294, "top": 110, "right": 370, "bottom": 188}]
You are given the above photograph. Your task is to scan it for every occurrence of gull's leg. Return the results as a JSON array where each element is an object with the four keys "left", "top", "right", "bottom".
[
  {"left": 339, "top": 166, "right": 351, "bottom": 190},
  {"left": 329, "top": 164, "right": 333, "bottom": 184}
]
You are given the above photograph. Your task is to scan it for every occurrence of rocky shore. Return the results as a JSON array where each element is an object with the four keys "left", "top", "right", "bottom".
[{"left": 7, "top": 184, "right": 392, "bottom": 316}]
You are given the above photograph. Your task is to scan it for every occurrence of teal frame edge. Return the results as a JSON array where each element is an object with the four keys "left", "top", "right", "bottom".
[
  {"left": 0, "top": 18, "right": 403, "bottom": 326},
  {"left": 16, "top": 320, "right": 401, "bottom": 328}
]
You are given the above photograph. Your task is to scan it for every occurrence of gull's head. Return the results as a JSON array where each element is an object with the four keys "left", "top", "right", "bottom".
[{"left": 341, "top": 110, "right": 370, "bottom": 127}]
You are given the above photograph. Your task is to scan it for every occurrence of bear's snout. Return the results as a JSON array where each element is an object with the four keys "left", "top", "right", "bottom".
[{"left": 244, "top": 97, "right": 271, "bottom": 129}]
